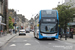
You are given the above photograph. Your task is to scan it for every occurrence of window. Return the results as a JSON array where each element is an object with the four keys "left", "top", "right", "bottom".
[{"left": 41, "top": 10, "right": 57, "bottom": 17}]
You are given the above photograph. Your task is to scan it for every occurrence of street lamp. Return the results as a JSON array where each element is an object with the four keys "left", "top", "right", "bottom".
[{"left": 14, "top": 10, "right": 19, "bottom": 33}]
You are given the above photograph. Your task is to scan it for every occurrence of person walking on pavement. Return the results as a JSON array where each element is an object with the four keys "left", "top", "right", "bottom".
[{"left": 70, "top": 28, "right": 73, "bottom": 39}]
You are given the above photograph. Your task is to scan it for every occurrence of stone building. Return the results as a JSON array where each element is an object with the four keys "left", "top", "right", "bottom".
[
  {"left": 24, "top": 18, "right": 29, "bottom": 29},
  {"left": 8, "top": 9, "right": 16, "bottom": 23},
  {"left": 17, "top": 14, "right": 22, "bottom": 27},
  {"left": 64, "top": 0, "right": 75, "bottom": 8},
  {"left": 17, "top": 14, "right": 25, "bottom": 29},
  {"left": 29, "top": 18, "right": 34, "bottom": 30},
  {"left": 3, "top": 0, "right": 8, "bottom": 30},
  {"left": 0, "top": 0, "right": 8, "bottom": 32},
  {"left": 0, "top": 0, "right": 4, "bottom": 31}
]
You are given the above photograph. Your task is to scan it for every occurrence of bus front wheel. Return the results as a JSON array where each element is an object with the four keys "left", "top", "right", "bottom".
[
  {"left": 34, "top": 32, "right": 36, "bottom": 38},
  {"left": 37, "top": 34, "right": 39, "bottom": 40},
  {"left": 52, "top": 38, "right": 55, "bottom": 40}
]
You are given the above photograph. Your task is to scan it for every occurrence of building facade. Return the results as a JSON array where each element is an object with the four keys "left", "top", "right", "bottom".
[
  {"left": 3, "top": 0, "right": 8, "bottom": 30},
  {"left": 25, "top": 18, "right": 29, "bottom": 29},
  {"left": 0, "top": 0, "right": 8, "bottom": 32},
  {"left": 0, "top": 0, "right": 4, "bottom": 31},
  {"left": 29, "top": 18, "right": 34, "bottom": 30},
  {"left": 64, "top": 0, "right": 75, "bottom": 8},
  {"left": 17, "top": 14, "right": 26, "bottom": 29}
]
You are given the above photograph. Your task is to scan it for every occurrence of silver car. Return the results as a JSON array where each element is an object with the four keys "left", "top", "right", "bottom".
[{"left": 19, "top": 29, "right": 26, "bottom": 35}]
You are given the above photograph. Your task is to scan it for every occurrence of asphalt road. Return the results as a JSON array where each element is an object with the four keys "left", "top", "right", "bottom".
[{"left": 0, "top": 32, "right": 75, "bottom": 50}]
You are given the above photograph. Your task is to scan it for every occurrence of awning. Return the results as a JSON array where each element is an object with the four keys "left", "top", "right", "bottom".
[
  {"left": 0, "top": 23, "right": 6, "bottom": 25},
  {"left": 69, "top": 22, "right": 75, "bottom": 25}
]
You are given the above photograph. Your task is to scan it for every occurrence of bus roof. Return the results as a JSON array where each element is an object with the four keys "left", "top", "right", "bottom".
[{"left": 40, "top": 10, "right": 58, "bottom": 12}]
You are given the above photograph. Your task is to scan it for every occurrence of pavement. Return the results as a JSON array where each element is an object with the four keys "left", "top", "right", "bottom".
[
  {"left": 0, "top": 33, "right": 17, "bottom": 48},
  {"left": 59, "top": 35, "right": 75, "bottom": 44}
]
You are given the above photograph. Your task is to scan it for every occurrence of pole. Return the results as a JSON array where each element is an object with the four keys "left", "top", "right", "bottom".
[
  {"left": 64, "top": 22, "right": 67, "bottom": 40},
  {"left": 15, "top": 25, "right": 16, "bottom": 34}
]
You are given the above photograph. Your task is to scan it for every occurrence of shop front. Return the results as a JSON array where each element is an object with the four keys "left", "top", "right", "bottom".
[
  {"left": 69, "top": 22, "right": 75, "bottom": 34},
  {"left": 0, "top": 15, "right": 6, "bottom": 36}
]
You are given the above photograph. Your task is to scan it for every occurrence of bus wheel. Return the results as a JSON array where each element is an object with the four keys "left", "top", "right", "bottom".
[
  {"left": 34, "top": 32, "right": 36, "bottom": 38},
  {"left": 52, "top": 38, "right": 55, "bottom": 40},
  {"left": 37, "top": 34, "right": 39, "bottom": 39}
]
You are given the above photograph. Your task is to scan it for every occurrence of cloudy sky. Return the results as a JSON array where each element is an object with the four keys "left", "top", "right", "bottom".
[{"left": 8, "top": 0, "right": 65, "bottom": 20}]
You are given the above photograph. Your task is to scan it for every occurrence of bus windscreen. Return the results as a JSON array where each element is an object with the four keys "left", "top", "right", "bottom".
[{"left": 40, "top": 23, "right": 57, "bottom": 33}]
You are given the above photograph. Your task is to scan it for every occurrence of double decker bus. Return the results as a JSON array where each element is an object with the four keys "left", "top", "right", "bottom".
[{"left": 34, "top": 10, "right": 59, "bottom": 40}]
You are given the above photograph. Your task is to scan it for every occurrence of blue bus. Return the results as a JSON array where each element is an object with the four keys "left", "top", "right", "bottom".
[{"left": 34, "top": 10, "right": 59, "bottom": 40}]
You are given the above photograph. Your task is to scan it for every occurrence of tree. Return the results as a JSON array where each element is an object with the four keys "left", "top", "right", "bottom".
[
  {"left": 56, "top": 5, "right": 75, "bottom": 39},
  {"left": 9, "top": 16, "right": 14, "bottom": 29}
]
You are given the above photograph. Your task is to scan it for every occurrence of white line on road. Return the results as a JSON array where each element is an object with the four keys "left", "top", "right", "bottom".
[
  {"left": 65, "top": 42, "right": 72, "bottom": 44},
  {"left": 48, "top": 43, "right": 52, "bottom": 44},
  {"left": 10, "top": 44, "right": 16, "bottom": 47},
  {"left": 24, "top": 40, "right": 27, "bottom": 41},
  {"left": 25, "top": 43, "right": 31, "bottom": 46},
  {"left": 53, "top": 45, "right": 73, "bottom": 49},
  {"left": 35, "top": 40, "right": 40, "bottom": 44}
]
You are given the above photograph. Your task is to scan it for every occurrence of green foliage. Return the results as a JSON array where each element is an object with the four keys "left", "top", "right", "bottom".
[
  {"left": 56, "top": 5, "right": 75, "bottom": 29},
  {"left": 9, "top": 16, "right": 14, "bottom": 29}
]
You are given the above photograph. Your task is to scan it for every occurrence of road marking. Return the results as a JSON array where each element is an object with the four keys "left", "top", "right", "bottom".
[
  {"left": 53, "top": 45, "right": 73, "bottom": 49},
  {"left": 64, "top": 46, "right": 73, "bottom": 49},
  {"left": 3, "top": 36, "right": 16, "bottom": 48},
  {"left": 48, "top": 43, "right": 52, "bottom": 44},
  {"left": 35, "top": 40, "right": 39, "bottom": 44},
  {"left": 65, "top": 42, "right": 71, "bottom": 44},
  {"left": 53, "top": 45, "right": 64, "bottom": 48},
  {"left": 25, "top": 43, "right": 31, "bottom": 45},
  {"left": 24, "top": 40, "right": 27, "bottom": 41},
  {"left": 10, "top": 44, "right": 16, "bottom": 47}
]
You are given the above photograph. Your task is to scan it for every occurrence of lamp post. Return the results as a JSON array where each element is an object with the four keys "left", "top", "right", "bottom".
[{"left": 14, "top": 10, "right": 19, "bottom": 34}]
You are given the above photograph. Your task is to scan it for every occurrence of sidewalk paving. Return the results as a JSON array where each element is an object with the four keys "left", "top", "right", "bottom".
[
  {"left": 0, "top": 33, "right": 17, "bottom": 48},
  {"left": 59, "top": 35, "right": 75, "bottom": 44}
]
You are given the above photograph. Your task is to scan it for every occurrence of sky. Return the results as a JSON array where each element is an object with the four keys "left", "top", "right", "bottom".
[{"left": 8, "top": 0, "right": 65, "bottom": 20}]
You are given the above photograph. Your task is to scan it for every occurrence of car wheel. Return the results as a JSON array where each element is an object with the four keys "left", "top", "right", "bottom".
[{"left": 24, "top": 34, "right": 26, "bottom": 35}]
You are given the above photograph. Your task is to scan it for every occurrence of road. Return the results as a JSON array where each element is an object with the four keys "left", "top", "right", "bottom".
[{"left": 0, "top": 32, "right": 75, "bottom": 50}]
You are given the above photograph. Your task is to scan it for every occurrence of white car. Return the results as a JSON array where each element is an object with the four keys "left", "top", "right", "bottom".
[{"left": 19, "top": 29, "right": 26, "bottom": 35}]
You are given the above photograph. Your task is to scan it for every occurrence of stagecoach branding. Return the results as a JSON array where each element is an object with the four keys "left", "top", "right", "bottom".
[{"left": 43, "top": 19, "right": 55, "bottom": 22}]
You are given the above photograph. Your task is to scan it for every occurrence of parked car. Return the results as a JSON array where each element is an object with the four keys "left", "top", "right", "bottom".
[
  {"left": 32, "top": 29, "right": 34, "bottom": 32},
  {"left": 19, "top": 29, "right": 26, "bottom": 35},
  {"left": 30, "top": 29, "right": 32, "bottom": 31},
  {"left": 26, "top": 28, "right": 30, "bottom": 33}
]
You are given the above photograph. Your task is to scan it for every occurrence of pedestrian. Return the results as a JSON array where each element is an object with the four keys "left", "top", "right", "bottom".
[
  {"left": 4, "top": 30, "right": 6, "bottom": 36},
  {"left": 9, "top": 29, "right": 12, "bottom": 35},
  {"left": 1, "top": 30, "right": 3, "bottom": 36},
  {"left": 11, "top": 29, "right": 13, "bottom": 34},
  {"left": 70, "top": 28, "right": 73, "bottom": 39},
  {"left": 13, "top": 29, "right": 15, "bottom": 33}
]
